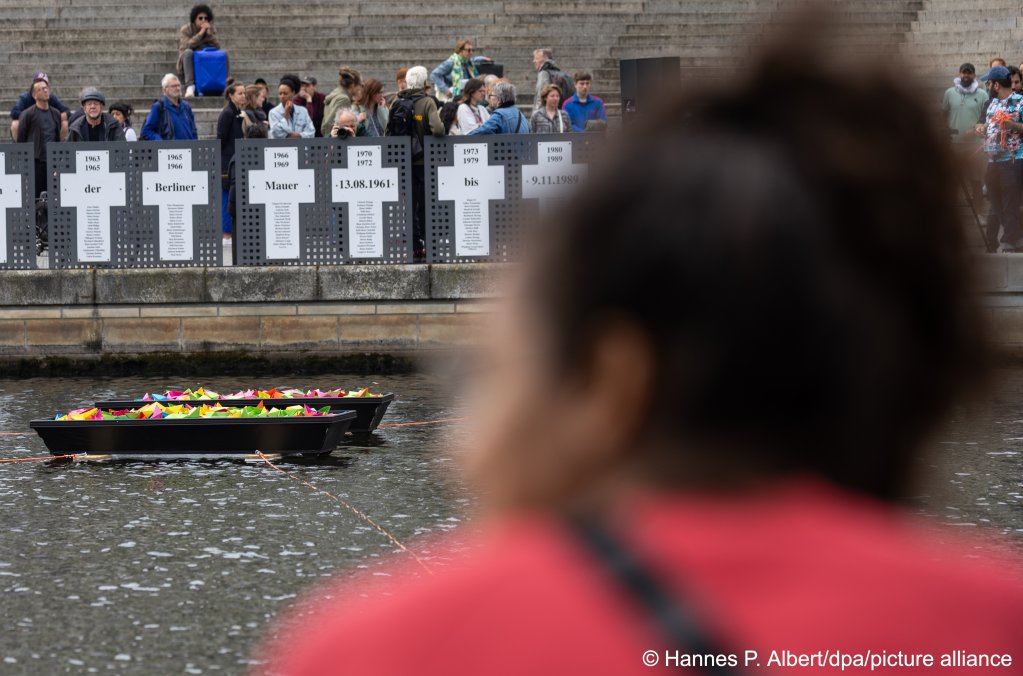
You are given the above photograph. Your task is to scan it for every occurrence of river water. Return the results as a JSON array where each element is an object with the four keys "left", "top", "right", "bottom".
[{"left": 0, "top": 371, "right": 1021, "bottom": 674}]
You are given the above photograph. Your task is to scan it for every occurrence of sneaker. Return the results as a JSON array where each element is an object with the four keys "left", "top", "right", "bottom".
[{"left": 184, "top": 85, "right": 196, "bottom": 98}]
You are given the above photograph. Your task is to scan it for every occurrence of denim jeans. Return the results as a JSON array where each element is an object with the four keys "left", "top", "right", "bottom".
[{"left": 984, "top": 159, "right": 1023, "bottom": 249}]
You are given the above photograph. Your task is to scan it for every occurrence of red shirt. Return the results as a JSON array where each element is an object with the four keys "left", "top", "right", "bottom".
[{"left": 264, "top": 480, "right": 1023, "bottom": 675}]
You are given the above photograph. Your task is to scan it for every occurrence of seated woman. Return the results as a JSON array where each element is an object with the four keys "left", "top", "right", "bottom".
[{"left": 177, "top": 4, "right": 226, "bottom": 98}]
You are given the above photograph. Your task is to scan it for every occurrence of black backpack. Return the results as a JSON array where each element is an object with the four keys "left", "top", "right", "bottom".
[
  {"left": 388, "top": 94, "right": 425, "bottom": 159},
  {"left": 546, "top": 67, "right": 575, "bottom": 103}
]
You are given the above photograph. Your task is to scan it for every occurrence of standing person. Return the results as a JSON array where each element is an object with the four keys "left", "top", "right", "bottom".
[
  {"left": 141, "top": 74, "right": 198, "bottom": 140},
  {"left": 430, "top": 39, "right": 479, "bottom": 102},
  {"left": 242, "top": 85, "right": 269, "bottom": 132},
  {"left": 456, "top": 78, "right": 490, "bottom": 134},
  {"left": 294, "top": 75, "right": 326, "bottom": 137},
  {"left": 321, "top": 67, "right": 362, "bottom": 138},
  {"left": 254, "top": 78, "right": 274, "bottom": 117},
  {"left": 943, "top": 63, "right": 988, "bottom": 211},
  {"left": 10, "top": 72, "right": 69, "bottom": 140},
  {"left": 16, "top": 77, "right": 63, "bottom": 198},
  {"left": 356, "top": 79, "right": 388, "bottom": 137},
  {"left": 387, "top": 65, "right": 443, "bottom": 261},
  {"left": 532, "top": 48, "right": 573, "bottom": 111},
  {"left": 385, "top": 67, "right": 408, "bottom": 106},
  {"left": 177, "top": 4, "right": 224, "bottom": 98},
  {"left": 562, "top": 71, "right": 608, "bottom": 132},
  {"left": 265, "top": 42, "right": 1023, "bottom": 676},
  {"left": 108, "top": 101, "right": 137, "bottom": 142},
  {"left": 269, "top": 75, "right": 315, "bottom": 139},
  {"left": 218, "top": 81, "right": 247, "bottom": 240},
  {"left": 530, "top": 85, "right": 570, "bottom": 134},
  {"left": 975, "top": 65, "right": 1023, "bottom": 253},
  {"left": 66, "top": 88, "right": 125, "bottom": 142},
  {"left": 467, "top": 81, "right": 529, "bottom": 135}
]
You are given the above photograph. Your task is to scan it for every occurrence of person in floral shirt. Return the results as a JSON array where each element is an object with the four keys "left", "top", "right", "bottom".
[{"left": 976, "top": 65, "right": 1023, "bottom": 252}]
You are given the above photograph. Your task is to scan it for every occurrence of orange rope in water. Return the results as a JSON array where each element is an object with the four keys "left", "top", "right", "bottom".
[
  {"left": 0, "top": 454, "right": 75, "bottom": 463},
  {"left": 255, "top": 451, "right": 434, "bottom": 576},
  {"left": 378, "top": 417, "right": 465, "bottom": 428}
]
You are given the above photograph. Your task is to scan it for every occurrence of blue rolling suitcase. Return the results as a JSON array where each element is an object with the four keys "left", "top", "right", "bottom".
[{"left": 194, "top": 48, "right": 227, "bottom": 96}]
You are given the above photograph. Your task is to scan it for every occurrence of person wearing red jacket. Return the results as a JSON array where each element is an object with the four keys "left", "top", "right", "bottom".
[{"left": 263, "top": 38, "right": 1023, "bottom": 676}]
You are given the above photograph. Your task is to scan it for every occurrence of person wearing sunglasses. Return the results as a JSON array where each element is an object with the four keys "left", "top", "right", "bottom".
[
  {"left": 177, "top": 4, "right": 222, "bottom": 98},
  {"left": 430, "top": 38, "right": 479, "bottom": 102}
]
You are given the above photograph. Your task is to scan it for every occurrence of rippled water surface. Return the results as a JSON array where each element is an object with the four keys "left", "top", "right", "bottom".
[
  {"left": 0, "top": 374, "right": 473, "bottom": 674},
  {"left": 0, "top": 370, "right": 1021, "bottom": 674}
]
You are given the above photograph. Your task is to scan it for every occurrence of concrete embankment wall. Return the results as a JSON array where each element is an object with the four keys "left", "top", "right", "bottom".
[
  {"left": 0, "top": 265, "right": 502, "bottom": 369},
  {"left": 3, "top": 256, "right": 1023, "bottom": 372}
]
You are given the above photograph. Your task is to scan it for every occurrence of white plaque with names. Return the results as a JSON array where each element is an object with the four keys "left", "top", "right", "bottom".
[
  {"left": 331, "top": 145, "right": 399, "bottom": 259},
  {"left": 61, "top": 150, "right": 127, "bottom": 263},
  {"left": 142, "top": 148, "right": 209, "bottom": 262},
  {"left": 437, "top": 143, "right": 504, "bottom": 257},
  {"left": 0, "top": 152, "right": 23, "bottom": 264},
  {"left": 248, "top": 147, "right": 315, "bottom": 259}
]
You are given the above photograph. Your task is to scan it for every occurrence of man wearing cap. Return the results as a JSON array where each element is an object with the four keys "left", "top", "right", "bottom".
[
  {"left": 66, "top": 89, "right": 125, "bottom": 143},
  {"left": 293, "top": 75, "right": 326, "bottom": 138},
  {"left": 975, "top": 65, "right": 1023, "bottom": 253},
  {"left": 141, "top": 74, "right": 199, "bottom": 141},
  {"left": 15, "top": 77, "right": 65, "bottom": 198},
  {"left": 9, "top": 72, "right": 69, "bottom": 140}
]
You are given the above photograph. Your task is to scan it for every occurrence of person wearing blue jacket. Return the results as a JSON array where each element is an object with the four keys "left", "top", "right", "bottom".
[
  {"left": 562, "top": 72, "right": 607, "bottom": 132},
  {"left": 141, "top": 74, "right": 198, "bottom": 140},
  {"left": 467, "top": 82, "right": 529, "bottom": 135}
]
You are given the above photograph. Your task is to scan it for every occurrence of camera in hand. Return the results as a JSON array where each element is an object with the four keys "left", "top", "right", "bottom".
[{"left": 337, "top": 126, "right": 352, "bottom": 138}]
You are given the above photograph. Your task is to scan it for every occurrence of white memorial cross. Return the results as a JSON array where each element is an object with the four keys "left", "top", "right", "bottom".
[
  {"left": 0, "top": 152, "right": 23, "bottom": 264},
  {"left": 521, "top": 141, "right": 587, "bottom": 208},
  {"left": 61, "top": 149, "right": 127, "bottom": 263},
  {"left": 248, "top": 146, "right": 316, "bottom": 260},
  {"left": 437, "top": 143, "right": 504, "bottom": 257},
  {"left": 331, "top": 145, "right": 399, "bottom": 259},
  {"left": 142, "top": 148, "right": 209, "bottom": 262}
]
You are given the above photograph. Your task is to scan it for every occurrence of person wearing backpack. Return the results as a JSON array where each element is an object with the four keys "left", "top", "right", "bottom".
[
  {"left": 387, "top": 65, "right": 444, "bottom": 262},
  {"left": 468, "top": 82, "right": 529, "bottom": 135},
  {"left": 532, "top": 48, "right": 574, "bottom": 112},
  {"left": 140, "top": 74, "right": 198, "bottom": 140}
]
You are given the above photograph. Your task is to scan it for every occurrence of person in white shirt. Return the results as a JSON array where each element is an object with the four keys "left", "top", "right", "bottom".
[{"left": 456, "top": 78, "right": 490, "bottom": 134}]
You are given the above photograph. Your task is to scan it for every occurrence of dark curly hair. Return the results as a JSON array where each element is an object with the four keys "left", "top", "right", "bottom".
[
  {"left": 278, "top": 74, "right": 301, "bottom": 94},
  {"left": 524, "top": 41, "right": 987, "bottom": 501},
  {"left": 189, "top": 4, "right": 213, "bottom": 24}
]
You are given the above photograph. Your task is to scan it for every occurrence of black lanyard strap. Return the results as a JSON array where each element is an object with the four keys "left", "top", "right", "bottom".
[{"left": 568, "top": 515, "right": 743, "bottom": 676}]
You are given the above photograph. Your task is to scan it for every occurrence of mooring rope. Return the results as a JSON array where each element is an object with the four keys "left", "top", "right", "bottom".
[
  {"left": 0, "top": 454, "right": 75, "bottom": 463},
  {"left": 255, "top": 451, "right": 434, "bottom": 576},
  {"left": 378, "top": 417, "right": 465, "bottom": 428}
]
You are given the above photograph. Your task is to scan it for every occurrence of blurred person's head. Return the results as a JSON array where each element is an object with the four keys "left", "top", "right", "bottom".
[
  {"left": 161, "top": 73, "right": 181, "bottom": 102},
  {"left": 109, "top": 101, "right": 133, "bottom": 127},
  {"left": 226, "top": 81, "right": 246, "bottom": 107},
  {"left": 574, "top": 71, "right": 592, "bottom": 99},
  {"left": 1008, "top": 65, "right": 1022, "bottom": 93},
  {"left": 405, "top": 66, "right": 428, "bottom": 91},
  {"left": 490, "top": 81, "right": 516, "bottom": 107},
  {"left": 190, "top": 3, "right": 213, "bottom": 27},
  {"left": 460, "top": 78, "right": 486, "bottom": 105},
  {"left": 395, "top": 67, "right": 408, "bottom": 92},
  {"left": 30, "top": 78, "right": 50, "bottom": 106},
  {"left": 244, "top": 84, "right": 264, "bottom": 109},
  {"left": 278, "top": 75, "right": 300, "bottom": 104},
  {"left": 958, "top": 63, "right": 975, "bottom": 88},
  {"left": 533, "top": 47, "right": 552, "bottom": 70},
  {"left": 540, "top": 84, "right": 561, "bottom": 109},
  {"left": 483, "top": 73, "right": 499, "bottom": 95},
  {"left": 990, "top": 56, "right": 1006, "bottom": 68},
  {"left": 981, "top": 65, "right": 1012, "bottom": 98},
  {"left": 337, "top": 66, "right": 362, "bottom": 94},
  {"left": 467, "top": 44, "right": 986, "bottom": 512},
  {"left": 359, "top": 79, "right": 384, "bottom": 110}
]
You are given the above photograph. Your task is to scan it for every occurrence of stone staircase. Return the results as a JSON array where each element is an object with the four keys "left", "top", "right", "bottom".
[
  {"left": 902, "top": 1, "right": 1023, "bottom": 101},
  {"left": 0, "top": 0, "right": 930, "bottom": 140}
]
